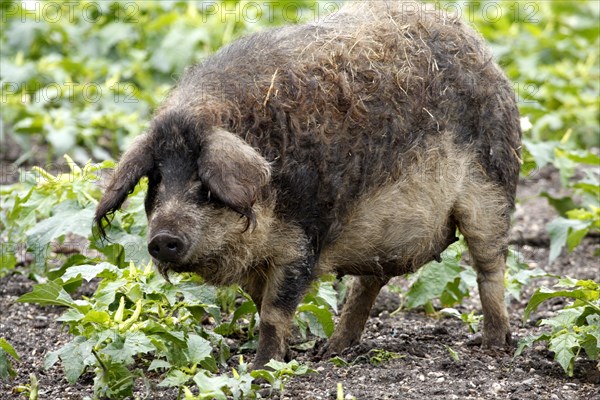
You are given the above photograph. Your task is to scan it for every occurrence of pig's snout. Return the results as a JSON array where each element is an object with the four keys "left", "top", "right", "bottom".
[{"left": 148, "top": 232, "right": 188, "bottom": 263}]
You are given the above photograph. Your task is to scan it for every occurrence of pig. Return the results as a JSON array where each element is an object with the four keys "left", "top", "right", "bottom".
[{"left": 95, "top": 0, "right": 521, "bottom": 368}]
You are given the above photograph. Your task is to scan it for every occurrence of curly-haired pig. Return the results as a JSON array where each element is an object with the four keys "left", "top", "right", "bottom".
[{"left": 95, "top": 0, "right": 521, "bottom": 368}]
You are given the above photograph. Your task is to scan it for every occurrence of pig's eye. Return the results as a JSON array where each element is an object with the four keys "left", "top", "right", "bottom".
[
  {"left": 148, "top": 168, "right": 162, "bottom": 184},
  {"left": 197, "top": 184, "right": 212, "bottom": 203},
  {"left": 196, "top": 183, "right": 224, "bottom": 207}
]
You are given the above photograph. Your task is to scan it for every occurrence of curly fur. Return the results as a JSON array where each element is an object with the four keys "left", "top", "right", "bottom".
[{"left": 95, "top": 0, "right": 521, "bottom": 367}]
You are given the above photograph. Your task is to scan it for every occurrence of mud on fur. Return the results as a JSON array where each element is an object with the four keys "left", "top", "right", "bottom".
[{"left": 95, "top": 0, "right": 521, "bottom": 368}]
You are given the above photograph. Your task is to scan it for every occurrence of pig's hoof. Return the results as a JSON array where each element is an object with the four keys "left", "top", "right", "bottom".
[
  {"left": 318, "top": 337, "right": 355, "bottom": 360},
  {"left": 482, "top": 330, "right": 513, "bottom": 348},
  {"left": 317, "top": 342, "right": 339, "bottom": 359},
  {"left": 249, "top": 358, "right": 270, "bottom": 371},
  {"left": 470, "top": 330, "right": 513, "bottom": 349}
]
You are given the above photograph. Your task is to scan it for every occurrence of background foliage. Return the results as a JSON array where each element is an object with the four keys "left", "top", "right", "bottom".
[{"left": 1, "top": 0, "right": 599, "bottom": 398}]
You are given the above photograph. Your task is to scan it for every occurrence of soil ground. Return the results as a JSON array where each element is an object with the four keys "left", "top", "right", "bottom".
[{"left": 1, "top": 168, "right": 599, "bottom": 399}]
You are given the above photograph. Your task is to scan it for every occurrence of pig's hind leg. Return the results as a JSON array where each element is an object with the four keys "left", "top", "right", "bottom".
[
  {"left": 321, "top": 275, "right": 389, "bottom": 358},
  {"left": 454, "top": 182, "right": 513, "bottom": 348}
]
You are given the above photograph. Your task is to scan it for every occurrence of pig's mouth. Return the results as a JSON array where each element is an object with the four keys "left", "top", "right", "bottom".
[{"left": 153, "top": 258, "right": 218, "bottom": 284}]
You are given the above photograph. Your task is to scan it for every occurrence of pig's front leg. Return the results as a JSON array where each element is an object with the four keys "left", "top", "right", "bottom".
[{"left": 251, "top": 257, "right": 315, "bottom": 369}]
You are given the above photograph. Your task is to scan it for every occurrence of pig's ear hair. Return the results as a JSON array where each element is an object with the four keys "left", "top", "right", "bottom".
[
  {"left": 198, "top": 128, "right": 271, "bottom": 230},
  {"left": 95, "top": 134, "right": 153, "bottom": 238}
]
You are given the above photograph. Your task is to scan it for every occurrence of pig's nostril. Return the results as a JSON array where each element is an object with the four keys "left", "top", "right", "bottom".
[
  {"left": 149, "top": 244, "right": 160, "bottom": 257},
  {"left": 148, "top": 233, "right": 187, "bottom": 263}
]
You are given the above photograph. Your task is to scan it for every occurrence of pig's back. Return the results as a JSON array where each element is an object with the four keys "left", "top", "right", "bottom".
[{"left": 166, "top": 0, "right": 521, "bottom": 248}]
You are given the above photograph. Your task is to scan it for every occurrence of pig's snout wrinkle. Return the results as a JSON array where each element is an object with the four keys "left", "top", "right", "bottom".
[{"left": 148, "top": 233, "right": 188, "bottom": 263}]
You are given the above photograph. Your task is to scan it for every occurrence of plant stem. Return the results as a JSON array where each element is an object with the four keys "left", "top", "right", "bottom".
[
  {"left": 424, "top": 301, "right": 436, "bottom": 315},
  {"left": 91, "top": 348, "right": 108, "bottom": 373}
]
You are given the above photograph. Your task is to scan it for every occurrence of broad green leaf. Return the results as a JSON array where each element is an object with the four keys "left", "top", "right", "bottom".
[
  {"left": 94, "top": 279, "right": 129, "bottom": 308},
  {"left": 229, "top": 300, "right": 256, "bottom": 329},
  {"left": 94, "top": 360, "right": 134, "bottom": 398},
  {"left": 187, "top": 334, "right": 212, "bottom": 364},
  {"left": 549, "top": 332, "right": 578, "bottom": 376},
  {"left": 315, "top": 280, "right": 339, "bottom": 313},
  {"left": 264, "top": 359, "right": 289, "bottom": 371},
  {"left": 0, "top": 339, "right": 19, "bottom": 360},
  {"left": 547, "top": 217, "right": 590, "bottom": 264},
  {"left": 585, "top": 314, "right": 600, "bottom": 340},
  {"left": 540, "top": 308, "right": 581, "bottom": 328},
  {"left": 524, "top": 287, "right": 599, "bottom": 321},
  {"left": 149, "top": 26, "right": 209, "bottom": 73},
  {"left": 82, "top": 310, "right": 111, "bottom": 325},
  {"left": 514, "top": 332, "right": 550, "bottom": 358},
  {"left": 580, "top": 333, "right": 599, "bottom": 360},
  {"left": 328, "top": 356, "right": 350, "bottom": 367},
  {"left": 44, "top": 349, "right": 60, "bottom": 371},
  {"left": 145, "top": 321, "right": 186, "bottom": 345},
  {"left": 114, "top": 233, "right": 149, "bottom": 266},
  {"left": 158, "top": 369, "right": 192, "bottom": 387},
  {"left": 0, "top": 251, "right": 17, "bottom": 274},
  {"left": 61, "top": 262, "right": 120, "bottom": 282},
  {"left": 250, "top": 369, "right": 277, "bottom": 384},
  {"left": 440, "top": 276, "right": 470, "bottom": 306},
  {"left": 523, "top": 140, "right": 558, "bottom": 168},
  {"left": 405, "top": 258, "right": 462, "bottom": 309},
  {"left": 18, "top": 280, "right": 78, "bottom": 309},
  {"left": 149, "top": 359, "right": 171, "bottom": 371},
  {"left": 192, "top": 372, "right": 229, "bottom": 400},
  {"left": 555, "top": 277, "right": 580, "bottom": 288},
  {"left": 540, "top": 192, "right": 578, "bottom": 217},
  {"left": 56, "top": 308, "right": 86, "bottom": 322},
  {"left": 178, "top": 282, "right": 217, "bottom": 305},
  {"left": 54, "top": 337, "right": 94, "bottom": 384},
  {"left": 292, "top": 340, "right": 317, "bottom": 351},
  {"left": 0, "top": 351, "right": 16, "bottom": 381},
  {"left": 25, "top": 201, "right": 94, "bottom": 247},
  {"left": 124, "top": 331, "right": 154, "bottom": 357},
  {"left": 102, "top": 335, "right": 134, "bottom": 365},
  {"left": 566, "top": 226, "right": 590, "bottom": 252},
  {"left": 566, "top": 150, "right": 600, "bottom": 165},
  {"left": 297, "top": 303, "right": 334, "bottom": 338}
]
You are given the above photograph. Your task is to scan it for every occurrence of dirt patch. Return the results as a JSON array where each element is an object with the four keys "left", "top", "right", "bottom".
[{"left": 1, "top": 169, "right": 599, "bottom": 399}]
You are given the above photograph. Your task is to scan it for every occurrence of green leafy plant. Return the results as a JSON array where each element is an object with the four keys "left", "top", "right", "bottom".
[
  {"left": 524, "top": 135, "right": 600, "bottom": 264},
  {"left": 454, "top": 0, "right": 600, "bottom": 147},
  {"left": 295, "top": 276, "right": 339, "bottom": 340},
  {"left": 1, "top": 0, "right": 322, "bottom": 162},
  {"left": 13, "top": 373, "right": 39, "bottom": 400},
  {"left": 3, "top": 155, "right": 329, "bottom": 398},
  {"left": 515, "top": 277, "right": 600, "bottom": 376},
  {"left": 19, "top": 261, "right": 221, "bottom": 398},
  {"left": 504, "top": 246, "right": 550, "bottom": 302},
  {"left": 444, "top": 345, "right": 460, "bottom": 362},
  {"left": 394, "top": 238, "right": 474, "bottom": 315},
  {"left": 393, "top": 239, "right": 543, "bottom": 334},
  {"left": 0, "top": 156, "right": 150, "bottom": 279},
  {"left": 329, "top": 348, "right": 404, "bottom": 368},
  {"left": 0, "top": 338, "right": 20, "bottom": 381},
  {"left": 17, "top": 259, "right": 316, "bottom": 398},
  {"left": 250, "top": 359, "right": 315, "bottom": 395},
  {"left": 441, "top": 308, "right": 483, "bottom": 334}
]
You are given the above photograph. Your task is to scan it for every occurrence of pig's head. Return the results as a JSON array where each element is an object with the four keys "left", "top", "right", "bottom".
[{"left": 94, "top": 112, "right": 272, "bottom": 280}]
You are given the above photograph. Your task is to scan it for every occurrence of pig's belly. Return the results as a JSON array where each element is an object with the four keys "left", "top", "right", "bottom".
[{"left": 317, "top": 166, "right": 462, "bottom": 277}]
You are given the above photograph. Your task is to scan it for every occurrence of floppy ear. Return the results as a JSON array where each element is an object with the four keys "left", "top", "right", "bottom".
[
  {"left": 95, "top": 134, "right": 153, "bottom": 237},
  {"left": 198, "top": 128, "right": 271, "bottom": 229}
]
